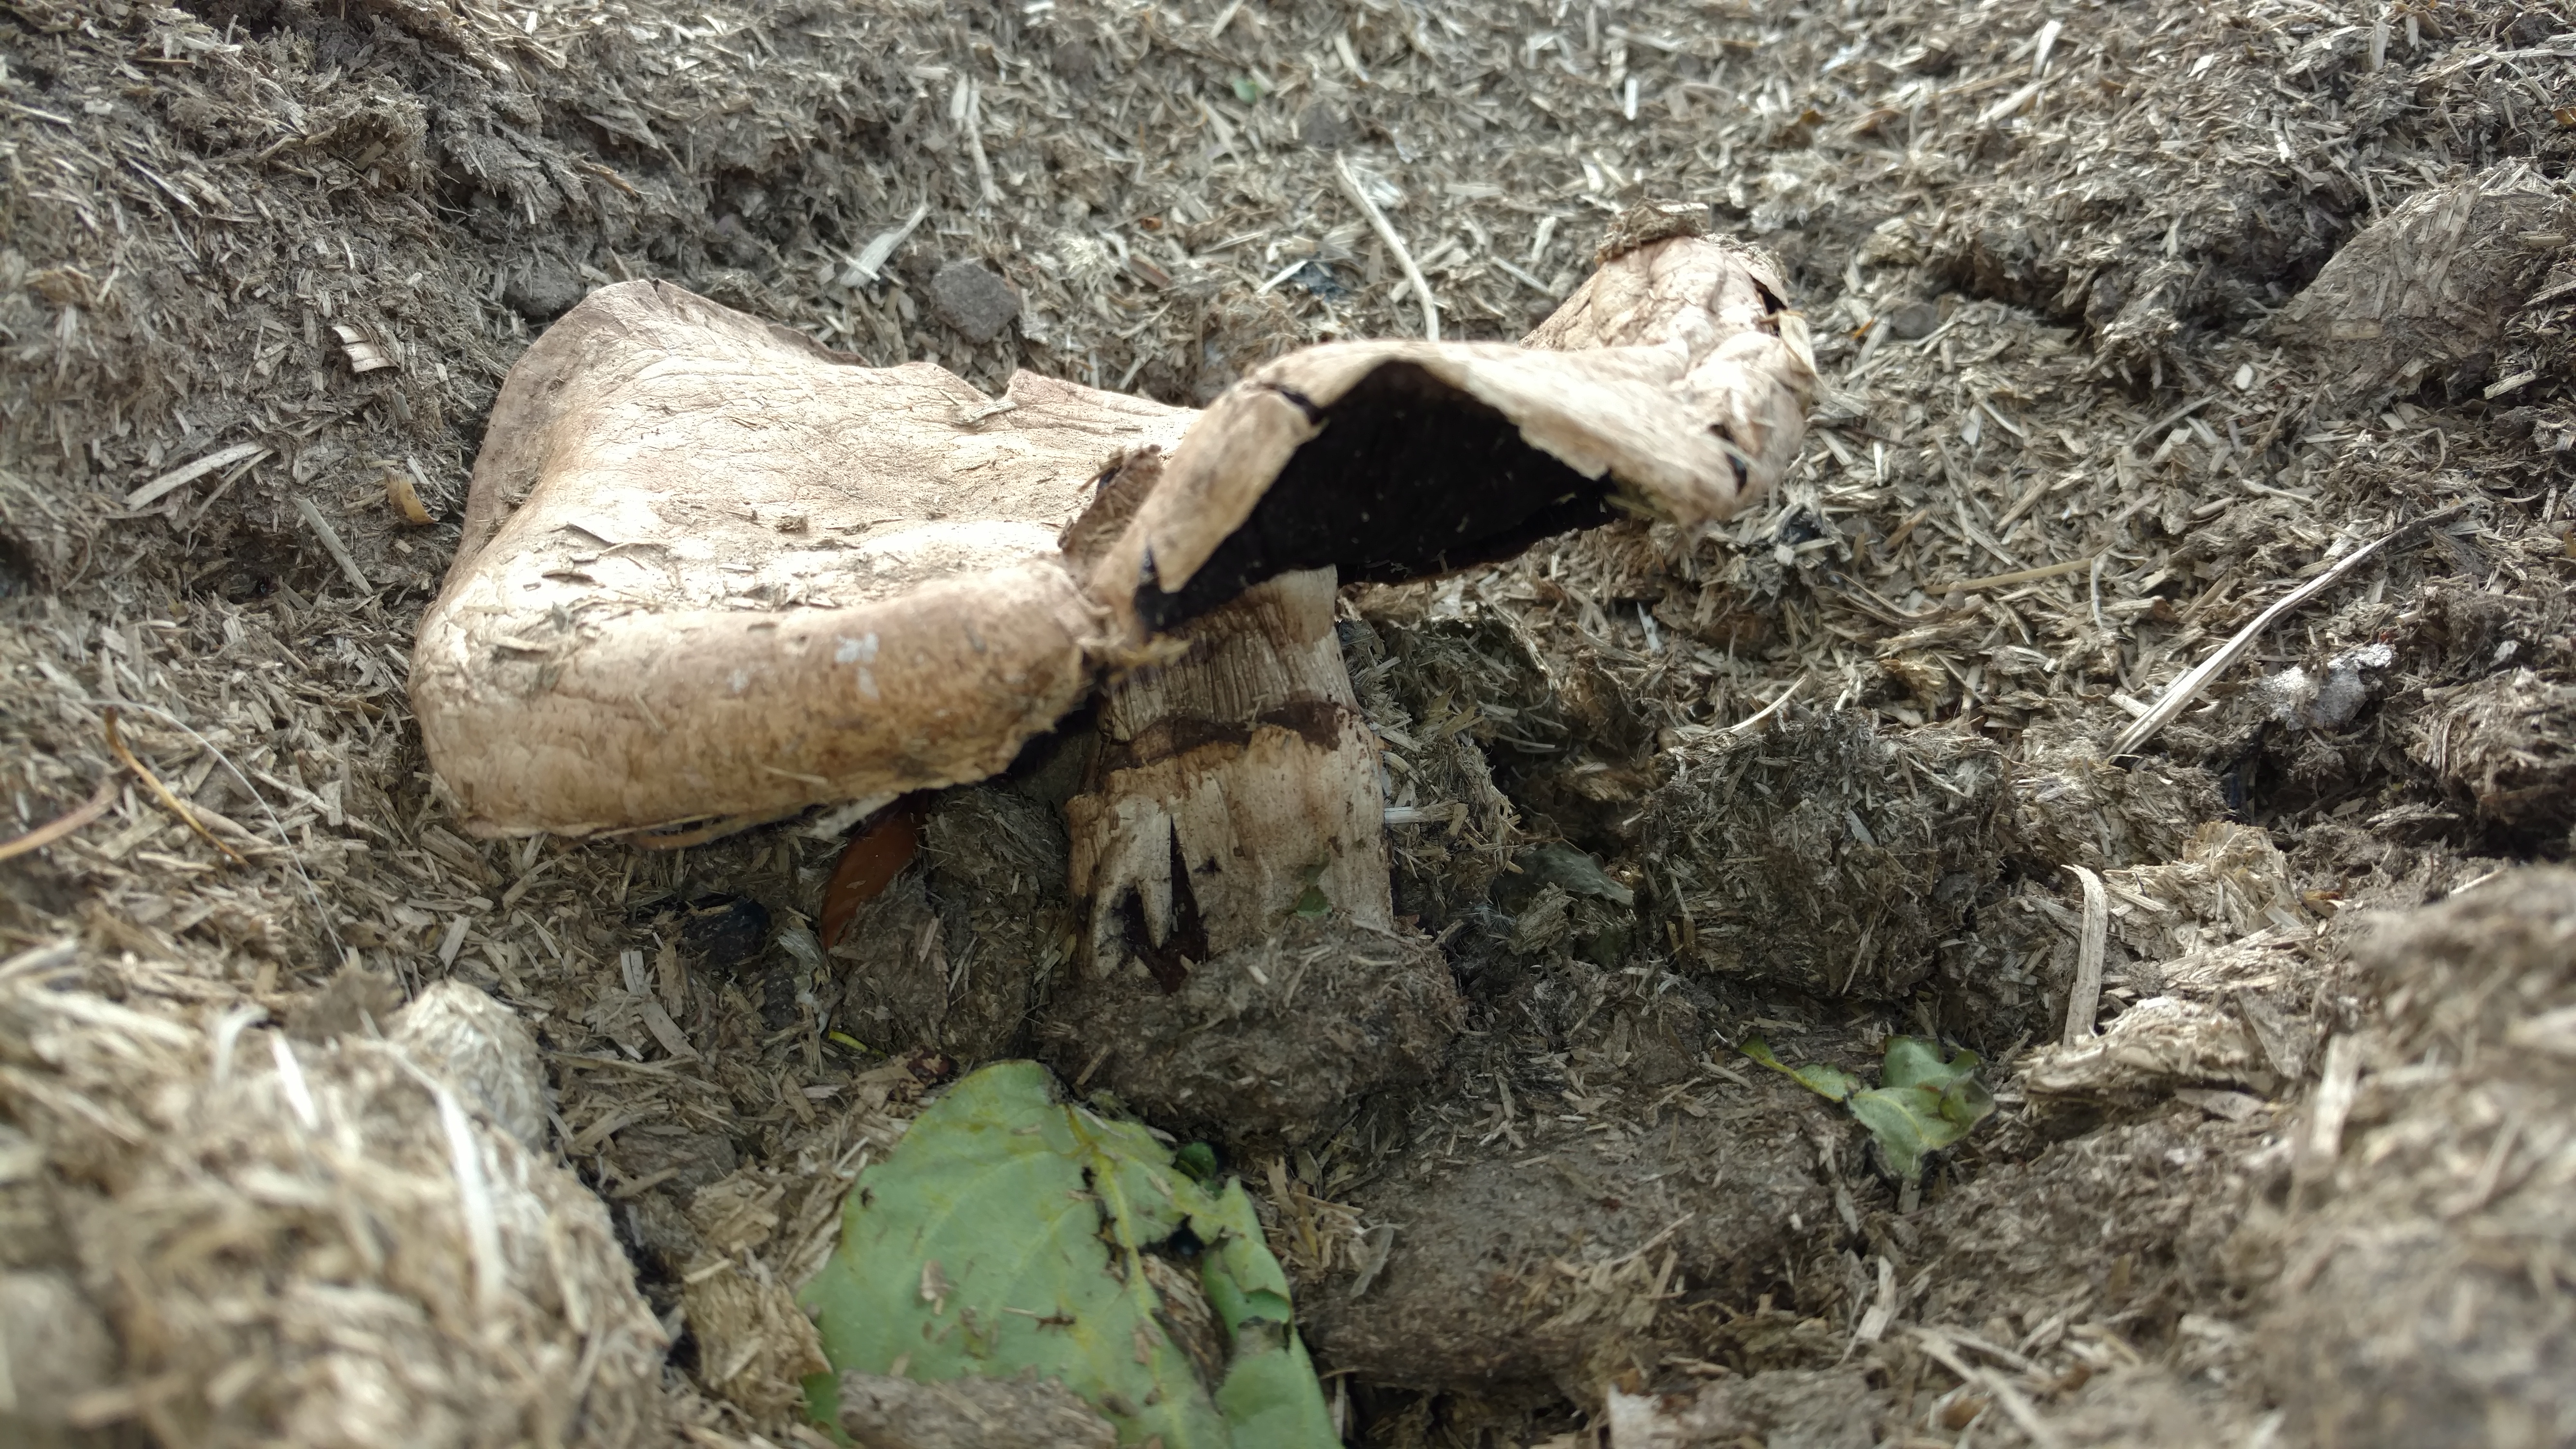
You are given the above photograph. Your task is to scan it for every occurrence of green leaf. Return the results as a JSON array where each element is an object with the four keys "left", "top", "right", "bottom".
[
  {"left": 1880, "top": 1035, "right": 1979, "bottom": 1091},
  {"left": 1740, "top": 1036, "right": 1864, "bottom": 1102},
  {"left": 1845, "top": 1086, "right": 1940, "bottom": 1180},
  {"left": 797, "top": 1061, "right": 1336, "bottom": 1449},
  {"left": 1743, "top": 1035, "right": 1994, "bottom": 1181}
]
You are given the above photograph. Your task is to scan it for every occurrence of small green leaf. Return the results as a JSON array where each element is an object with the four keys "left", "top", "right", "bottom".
[
  {"left": 1745, "top": 1035, "right": 1994, "bottom": 1181},
  {"left": 797, "top": 1061, "right": 1336, "bottom": 1447},
  {"left": 1740, "top": 1036, "right": 1863, "bottom": 1102},
  {"left": 1846, "top": 1087, "right": 1935, "bottom": 1179},
  {"left": 1936, "top": 1070, "right": 1996, "bottom": 1134},
  {"left": 1880, "top": 1035, "right": 1979, "bottom": 1091},
  {"left": 1230, "top": 74, "right": 1269, "bottom": 104},
  {"left": 1175, "top": 1141, "right": 1220, "bottom": 1184}
]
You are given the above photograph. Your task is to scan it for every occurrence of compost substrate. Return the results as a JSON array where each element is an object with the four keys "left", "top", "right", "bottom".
[{"left": 4, "top": 0, "right": 2575, "bottom": 1445}]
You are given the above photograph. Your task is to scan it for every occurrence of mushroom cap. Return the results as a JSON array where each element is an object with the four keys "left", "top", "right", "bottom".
[
  {"left": 417, "top": 233, "right": 1812, "bottom": 842},
  {"left": 1083, "top": 234, "right": 1814, "bottom": 636},
  {"left": 412, "top": 281, "right": 1187, "bottom": 839}
]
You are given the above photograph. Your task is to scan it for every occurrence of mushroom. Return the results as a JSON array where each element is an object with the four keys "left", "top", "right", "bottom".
[
  {"left": 411, "top": 280, "right": 1187, "bottom": 843},
  {"left": 412, "top": 220, "right": 1812, "bottom": 1134}
]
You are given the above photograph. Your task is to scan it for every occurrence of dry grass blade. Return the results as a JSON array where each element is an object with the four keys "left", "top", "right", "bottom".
[
  {"left": 2295, "top": 1034, "right": 2365, "bottom": 1190},
  {"left": 1945, "top": 556, "right": 2096, "bottom": 594},
  {"left": 1334, "top": 152, "right": 1438, "bottom": 342},
  {"left": 0, "top": 774, "right": 118, "bottom": 862},
  {"left": 102, "top": 708, "right": 247, "bottom": 867},
  {"left": 121, "top": 442, "right": 268, "bottom": 510},
  {"left": 291, "top": 495, "right": 372, "bottom": 594},
  {"left": 1730, "top": 674, "right": 1808, "bottom": 734},
  {"left": 620, "top": 808, "right": 809, "bottom": 852},
  {"left": 2110, "top": 503, "right": 2473, "bottom": 758},
  {"left": 2062, "top": 865, "right": 2108, "bottom": 1048},
  {"left": 1907, "top": 1328, "right": 2065, "bottom": 1449},
  {"left": 0, "top": 939, "right": 78, "bottom": 984}
]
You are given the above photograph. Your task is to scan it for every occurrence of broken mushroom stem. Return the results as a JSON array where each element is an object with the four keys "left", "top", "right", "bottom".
[{"left": 1066, "top": 564, "right": 1393, "bottom": 988}]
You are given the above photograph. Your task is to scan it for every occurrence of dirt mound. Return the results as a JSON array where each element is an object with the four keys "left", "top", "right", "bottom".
[
  {"left": 1036, "top": 915, "right": 1462, "bottom": 1149},
  {"left": 2257, "top": 870, "right": 2576, "bottom": 1448},
  {"left": 1908, "top": 0, "right": 2576, "bottom": 383},
  {"left": 1302, "top": 1060, "right": 1844, "bottom": 1401},
  {"left": 0, "top": 958, "right": 665, "bottom": 1449},
  {"left": 1643, "top": 708, "right": 2013, "bottom": 1003}
]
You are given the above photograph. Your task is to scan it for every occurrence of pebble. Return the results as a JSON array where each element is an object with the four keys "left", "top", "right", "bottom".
[
  {"left": 1884, "top": 300, "right": 1943, "bottom": 340},
  {"left": 504, "top": 257, "right": 585, "bottom": 322},
  {"left": 928, "top": 259, "right": 1021, "bottom": 344}
]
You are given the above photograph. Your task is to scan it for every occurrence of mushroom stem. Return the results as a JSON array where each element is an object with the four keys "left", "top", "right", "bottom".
[{"left": 1065, "top": 566, "right": 1392, "bottom": 988}]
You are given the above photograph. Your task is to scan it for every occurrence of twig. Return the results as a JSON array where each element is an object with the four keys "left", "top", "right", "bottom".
[
  {"left": 0, "top": 939, "right": 78, "bottom": 983},
  {"left": 2442, "top": 1107, "right": 2524, "bottom": 1219},
  {"left": 1944, "top": 554, "right": 2096, "bottom": 594},
  {"left": 292, "top": 495, "right": 373, "bottom": 594},
  {"left": 2063, "top": 865, "right": 2107, "bottom": 1048},
  {"left": 2110, "top": 503, "right": 2470, "bottom": 758},
  {"left": 1731, "top": 674, "right": 1808, "bottom": 734},
  {"left": 2295, "top": 1034, "right": 2364, "bottom": 1190},
  {"left": 104, "top": 708, "right": 249, "bottom": 866},
  {"left": 1334, "top": 153, "right": 1438, "bottom": 340},
  {"left": 0, "top": 775, "right": 119, "bottom": 862}
]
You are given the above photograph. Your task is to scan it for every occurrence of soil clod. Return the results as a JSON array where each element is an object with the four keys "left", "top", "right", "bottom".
[
  {"left": 1644, "top": 710, "right": 2012, "bottom": 1003},
  {"left": 926, "top": 259, "right": 1022, "bottom": 345},
  {"left": 1038, "top": 916, "right": 1460, "bottom": 1148}
]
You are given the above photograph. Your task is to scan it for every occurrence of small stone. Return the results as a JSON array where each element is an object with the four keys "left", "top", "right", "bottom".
[
  {"left": 928, "top": 259, "right": 1022, "bottom": 344},
  {"left": 1884, "top": 300, "right": 1943, "bottom": 340},
  {"left": 0, "top": 532, "right": 39, "bottom": 598},
  {"left": 0, "top": 1271, "right": 119, "bottom": 1427},
  {"left": 1049, "top": 39, "right": 1098, "bottom": 87},
  {"left": 504, "top": 257, "right": 585, "bottom": 322}
]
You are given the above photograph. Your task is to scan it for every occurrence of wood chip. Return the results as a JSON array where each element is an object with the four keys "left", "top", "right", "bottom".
[
  {"left": 2063, "top": 865, "right": 2108, "bottom": 1048},
  {"left": 124, "top": 442, "right": 268, "bottom": 510}
]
